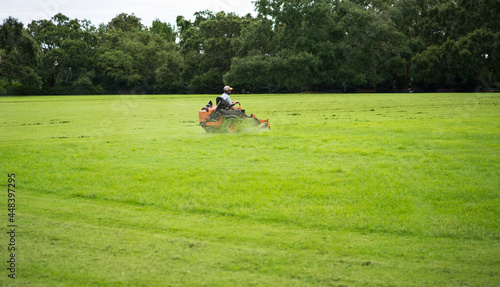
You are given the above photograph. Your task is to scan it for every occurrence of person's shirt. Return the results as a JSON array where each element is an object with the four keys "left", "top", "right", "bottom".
[{"left": 220, "top": 92, "right": 232, "bottom": 106}]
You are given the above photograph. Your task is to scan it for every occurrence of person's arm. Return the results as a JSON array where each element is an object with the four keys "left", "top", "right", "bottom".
[{"left": 225, "top": 95, "right": 233, "bottom": 106}]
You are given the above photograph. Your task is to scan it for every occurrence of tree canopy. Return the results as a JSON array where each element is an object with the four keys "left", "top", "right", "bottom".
[{"left": 0, "top": 0, "right": 498, "bottom": 95}]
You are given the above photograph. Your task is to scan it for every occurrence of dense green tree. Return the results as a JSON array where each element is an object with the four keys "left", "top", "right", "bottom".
[
  {"left": 96, "top": 26, "right": 182, "bottom": 93},
  {"left": 225, "top": 50, "right": 317, "bottom": 93},
  {"left": 175, "top": 16, "right": 193, "bottom": 48},
  {"left": 370, "top": 0, "right": 427, "bottom": 90},
  {"left": 232, "top": 17, "right": 277, "bottom": 57},
  {"left": 234, "top": 0, "right": 330, "bottom": 92},
  {"left": 411, "top": 0, "right": 500, "bottom": 89},
  {"left": 230, "top": 0, "right": 396, "bottom": 92},
  {"left": 1, "top": 0, "right": 497, "bottom": 95},
  {"left": 28, "top": 13, "right": 99, "bottom": 94},
  {"left": 0, "top": 17, "right": 41, "bottom": 94},
  {"left": 154, "top": 50, "right": 184, "bottom": 94},
  {"left": 334, "top": 0, "right": 398, "bottom": 90},
  {"left": 150, "top": 19, "right": 176, "bottom": 42},
  {"left": 178, "top": 11, "right": 253, "bottom": 93},
  {"left": 107, "top": 13, "right": 143, "bottom": 32}
]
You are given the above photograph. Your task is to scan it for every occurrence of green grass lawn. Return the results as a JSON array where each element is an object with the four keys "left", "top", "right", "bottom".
[{"left": 1, "top": 93, "right": 499, "bottom": 286}]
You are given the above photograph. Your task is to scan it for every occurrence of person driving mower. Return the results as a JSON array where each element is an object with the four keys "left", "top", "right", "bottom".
[{"left": 219, "top": 85, "right": 239, "bottom": 110}]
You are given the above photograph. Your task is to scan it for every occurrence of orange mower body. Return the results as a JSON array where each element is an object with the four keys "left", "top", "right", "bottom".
[{"left": 199, "top": 98, "right": 270, "bottom": 133}]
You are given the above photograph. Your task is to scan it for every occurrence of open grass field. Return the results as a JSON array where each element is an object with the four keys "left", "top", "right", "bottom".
[{"left": 1, "top": 92, "right": 499, "bottom": 286}]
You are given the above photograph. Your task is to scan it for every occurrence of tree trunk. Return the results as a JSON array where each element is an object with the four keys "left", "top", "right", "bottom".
[
  {"left": 306, "top": 80, "right": 317, "bottom": 92},
  {"left": 476, "top": 75, "right": 490, "bottom": 89}
]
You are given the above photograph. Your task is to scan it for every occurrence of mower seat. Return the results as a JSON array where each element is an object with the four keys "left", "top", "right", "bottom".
[{"left": 216, "top": 96, "right": 235, "bottom": 110}]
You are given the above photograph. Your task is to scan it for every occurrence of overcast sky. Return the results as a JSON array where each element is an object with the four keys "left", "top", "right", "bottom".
[{"left": 1, "top": 0, "right": 257, "bottom": 27}]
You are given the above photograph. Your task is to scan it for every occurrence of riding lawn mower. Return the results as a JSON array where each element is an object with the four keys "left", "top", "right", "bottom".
[{"left": 199, "top": 97, "right": 270, "bottom": 133}]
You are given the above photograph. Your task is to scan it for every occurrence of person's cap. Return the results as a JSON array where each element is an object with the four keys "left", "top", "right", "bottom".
[{"left": 223, "top": 86, "right": 233, "bottom": 91}]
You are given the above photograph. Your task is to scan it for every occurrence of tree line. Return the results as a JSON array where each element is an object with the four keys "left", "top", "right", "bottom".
[{"left": 1, "top": 0, "right": 498, "bottom": 95}]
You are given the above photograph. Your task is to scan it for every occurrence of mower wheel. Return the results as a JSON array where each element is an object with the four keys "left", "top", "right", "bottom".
[{"left": 225, "top": 117, "right": 240, "bottom": 133}]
